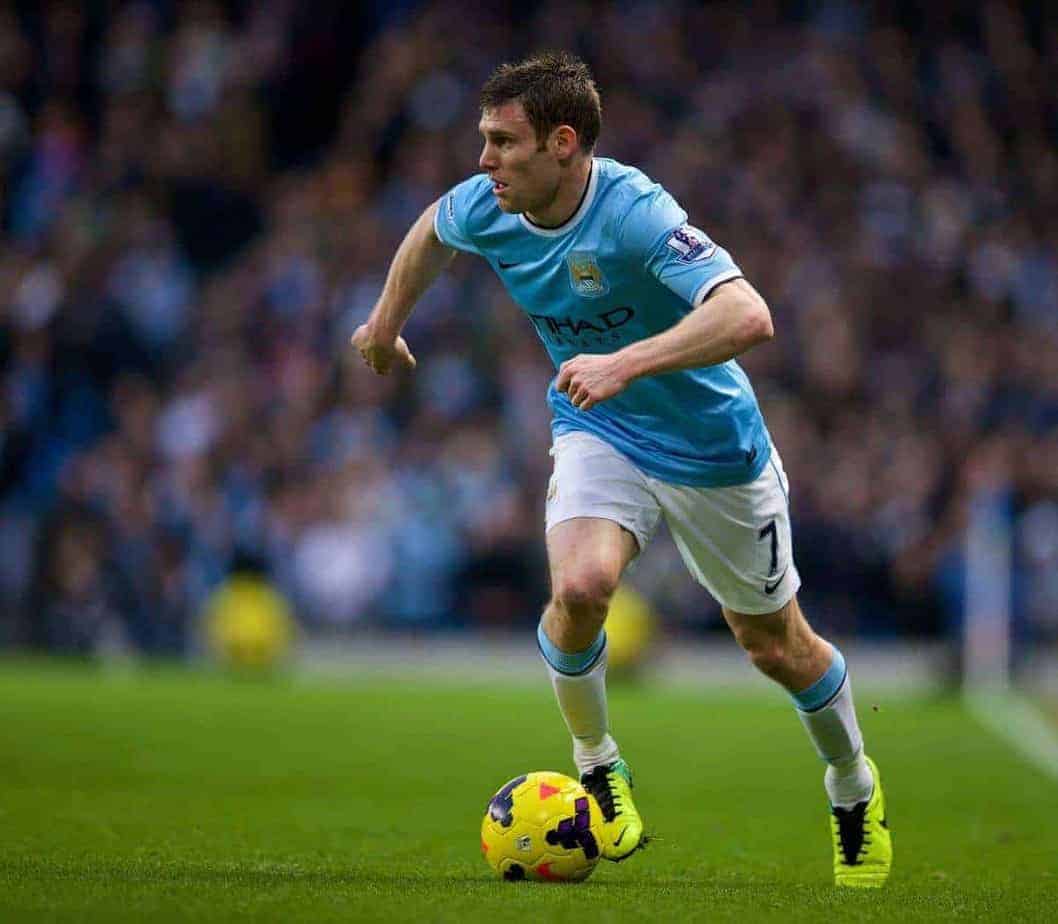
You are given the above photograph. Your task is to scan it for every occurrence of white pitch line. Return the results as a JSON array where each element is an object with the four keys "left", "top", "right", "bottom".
[{"left": 966, "top": 691, "right": 1058, "bottom": 783}]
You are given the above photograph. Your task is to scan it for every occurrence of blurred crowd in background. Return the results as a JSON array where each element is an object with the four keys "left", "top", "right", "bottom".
[{"left": 1, "top": 0, "right": 1056, "bottom": 657}]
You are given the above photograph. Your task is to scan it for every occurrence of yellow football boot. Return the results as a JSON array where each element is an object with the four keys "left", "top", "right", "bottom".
[
  {"left": 831, "top": 756, "right": 892, "bottom": 887},
  {"left": 580, "top": 759, "right": 646, "bottom": 861}
]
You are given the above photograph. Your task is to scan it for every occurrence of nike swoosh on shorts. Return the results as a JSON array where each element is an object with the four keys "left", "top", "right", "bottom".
[{"left": 764, "top": 566, "right": 789, "bottom": 595}]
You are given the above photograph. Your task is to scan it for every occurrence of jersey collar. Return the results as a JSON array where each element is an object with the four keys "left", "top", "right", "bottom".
[{"left": 519, "top": 159, "right": 599, "bottom": 237}]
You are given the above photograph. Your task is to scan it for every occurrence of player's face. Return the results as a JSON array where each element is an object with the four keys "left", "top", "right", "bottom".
[{"left": 478, "top": 102, "right": 563, "bottom": 214}]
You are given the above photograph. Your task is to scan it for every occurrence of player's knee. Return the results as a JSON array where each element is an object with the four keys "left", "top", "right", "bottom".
[{"left": 551, "top": 568, "right": 618, "bottom": 620}]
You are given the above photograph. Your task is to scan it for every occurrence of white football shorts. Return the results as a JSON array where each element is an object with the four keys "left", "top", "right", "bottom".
[{"left": 545, "top": 430, "right": 801, "bottom": 615}]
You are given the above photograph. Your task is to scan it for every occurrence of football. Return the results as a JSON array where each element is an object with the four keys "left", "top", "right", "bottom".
[{"left": 481, "top": 771, "right": 604, "bottom": 882}]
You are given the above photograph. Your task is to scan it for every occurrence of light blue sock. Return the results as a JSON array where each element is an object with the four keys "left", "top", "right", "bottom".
[
  {"left": 537, "top": 622, "right": 607, "bottom": 676},
  {"left": 538, "top": 621, "right": 618, "bottom": 772},
  {"left": 792, "top": 645, "right": 871, "bottom": 806},
  {"left": 791, "top": 645, "right": 847, "bottom": 712}
]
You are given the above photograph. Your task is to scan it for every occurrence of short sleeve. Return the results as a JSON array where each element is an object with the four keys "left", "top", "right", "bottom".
[
  {"left": 433, "top": 175, "right": 490, "bottom": 256},
  {"left": 619, "top": 189, "right": 743, "bottom": 306}
]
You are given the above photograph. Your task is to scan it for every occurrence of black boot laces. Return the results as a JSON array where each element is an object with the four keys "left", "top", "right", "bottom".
[
  {"left": 581, "top": 764, "right": 622, "bottom": 822},
  {"left": 832, "top": 802, "right": 871, "bottom": 866}
]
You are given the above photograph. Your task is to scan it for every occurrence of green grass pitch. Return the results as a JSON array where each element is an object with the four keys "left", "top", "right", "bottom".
[{"left": 1, "top": 660, "right": 1056, "bottom": 922}]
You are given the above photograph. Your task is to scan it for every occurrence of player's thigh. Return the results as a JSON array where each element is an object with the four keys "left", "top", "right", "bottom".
[
  {"left": 652, "top": 447, "right": 801, "bottom": 615},
  {"left": 544, "top": 431, "right": 661, "bottom": 590}
]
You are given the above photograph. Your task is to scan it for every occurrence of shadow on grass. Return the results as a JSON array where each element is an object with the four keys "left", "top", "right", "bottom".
[
  {"left": 2, "top": 860, "right": 465, "bottom": 887},
  {"left": 6, "top": 858, "right": 1050, "bottom": 917},
  {"left": 2, "top": 858, "right": 740, "bottom": 891}
]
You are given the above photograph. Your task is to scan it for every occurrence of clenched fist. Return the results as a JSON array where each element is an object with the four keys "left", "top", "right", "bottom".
[
  {"left": 351, "top": 324, "right": 417, "bottom": 375},
  {"left": 555, "top": 352, "right": 632, "bottom": 411}
]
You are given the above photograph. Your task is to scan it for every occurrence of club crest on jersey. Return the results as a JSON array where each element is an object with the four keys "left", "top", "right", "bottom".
[
  {"left": 566, "top": 251, "right": 610, "bottom": 299},
  {"left": 666, "top": 224, "right": 716, "bottom": 263}
]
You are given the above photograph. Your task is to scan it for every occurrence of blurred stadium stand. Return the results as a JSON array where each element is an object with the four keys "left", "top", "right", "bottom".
[{"left": 1, "top": 1, "right": 1055, "bottom": 670}]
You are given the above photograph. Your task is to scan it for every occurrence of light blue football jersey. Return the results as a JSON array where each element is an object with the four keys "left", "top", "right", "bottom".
[{"left": 433, "top": 157, "right": 771, "bottom": 487}]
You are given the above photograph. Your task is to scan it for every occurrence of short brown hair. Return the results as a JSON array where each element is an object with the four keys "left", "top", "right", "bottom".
[{"left": 480, "top": 51, "right": 601, "bottom": 152}]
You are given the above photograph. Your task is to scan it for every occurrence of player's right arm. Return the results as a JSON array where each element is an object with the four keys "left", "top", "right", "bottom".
[
  {"left": 353, "top": 175, "right": 490, "bottom": 375},
  {"left": 352, "top": 200, "right": 456, "bottom": 375}
]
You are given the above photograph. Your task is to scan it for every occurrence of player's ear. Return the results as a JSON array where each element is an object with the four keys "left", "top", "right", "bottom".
[{"left": 551, "top": 125, "right": 578, "bottom": 161}]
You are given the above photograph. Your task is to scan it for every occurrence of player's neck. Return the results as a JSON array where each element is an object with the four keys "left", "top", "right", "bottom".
[{"left": 525, "top": 157, "right": 593, "bottom": 229}]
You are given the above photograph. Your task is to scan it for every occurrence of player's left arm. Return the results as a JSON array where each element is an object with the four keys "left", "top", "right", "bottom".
[{"left": 557, "top": 278, "right": 773, "bottom": 411}]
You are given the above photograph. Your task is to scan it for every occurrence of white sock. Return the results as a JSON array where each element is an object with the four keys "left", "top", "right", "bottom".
[
  {"left": 825, "top": 755, "right": 874, "bottom": 810},
  {"left": 797, "top": 675, "right": 873, "bottom": 808},
  {"left": 544, "top": 650, "right": 620, "bottom": 775}
]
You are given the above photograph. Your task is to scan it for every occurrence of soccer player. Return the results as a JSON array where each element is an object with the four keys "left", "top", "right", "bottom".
[{"left": 352, "top": 52, "right": 892, "bottom": 886}]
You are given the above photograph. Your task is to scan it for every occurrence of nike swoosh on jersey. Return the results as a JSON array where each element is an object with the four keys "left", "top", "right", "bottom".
[
  {"left": 764, "top": 566, "right": 789, "bottom": 595},
  {"left": 498, "top": 260, "right": 521, "bottom": 268}
]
